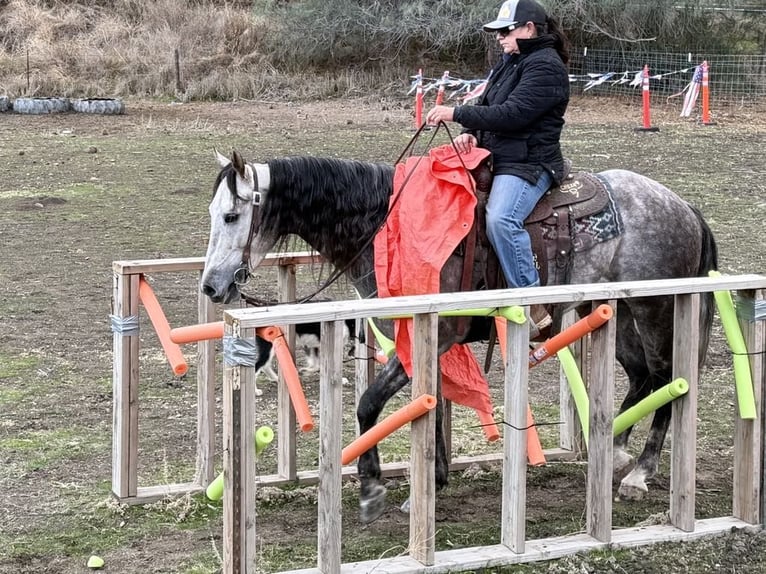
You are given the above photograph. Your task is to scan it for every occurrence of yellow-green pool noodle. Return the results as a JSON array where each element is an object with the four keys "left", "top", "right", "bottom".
[
  {"left": 557, "top": 346, "right": 590, "bottom": 445},
  {"left": 87, "top": 555, "right": 105, "bottom": 569},
  {"left": 255, "top": 425, "right": 274, "bottom": 456},
  {"left": 369, "top": 307, "right": 525, "bottom": 358},
  {"left": 207, "top": 426, "right": 274, "bottom": 501},
  {"left": 709, "top": 271, "right": 756, "bottom": 419},
  {"left": 612, "top": 378, "right": 689, "bottom": 436},
  {"left": 367, "top": 317, "right": 396, "bottom": 358}
]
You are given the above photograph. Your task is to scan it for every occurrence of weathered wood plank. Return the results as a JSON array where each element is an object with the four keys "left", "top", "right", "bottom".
[
  {"left": 317, "top": 321, "right": 344, "bottom": 574},
  {"left": 410, "top": 313, "right": 438, "bottom": 566},
  {"left": 195, "top": 270, "right": 217, "bottom": 487},
  {"left": 277, "top": 264, "right": 298, "bottom": 481},
  {"left": 278, "top": 517, "right": 755, "bottom": 574},
  {"left": 586, "top": 301, "right": 616, "bottom": 543},
  {"left": 112, "top": 251, "right": 321, "bottom": 274},
  {"left": 501, "top": 317, "right": 529, "bottom": 553},
  {"left": 734, "top": 289, "right": 764, "bottom": 524},
  {"left": 226, "top": 275, "right": 766, "bottom": 329},
  {"left": 670, "top": 293, "right": 700, "bottom": 532}
]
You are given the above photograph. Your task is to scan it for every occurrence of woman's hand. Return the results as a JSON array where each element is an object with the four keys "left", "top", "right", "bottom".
[
  {"left": 425, "top": 105, "right": 454, "bottom": 126},
  {"left": 452, "top": 133, "right": 477, "bottom": 155}
]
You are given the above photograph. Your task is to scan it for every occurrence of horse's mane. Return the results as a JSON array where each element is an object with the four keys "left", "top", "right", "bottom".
[{"left": 263, "top": 156, "right": 395, "bottom": 265}]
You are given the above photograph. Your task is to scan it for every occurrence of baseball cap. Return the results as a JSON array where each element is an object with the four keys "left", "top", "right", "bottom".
[{"left": 483, "top": 0, "right": 548, "bottom": 32}]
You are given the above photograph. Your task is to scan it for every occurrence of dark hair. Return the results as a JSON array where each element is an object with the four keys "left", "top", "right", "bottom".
[{"left": 536, "top": 15, "right": 570, "bottom": 65}]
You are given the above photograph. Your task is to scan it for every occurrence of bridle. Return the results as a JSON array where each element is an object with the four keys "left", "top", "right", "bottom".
[{"left": 233, "top": 162, "right": 270, "bottom": 287}]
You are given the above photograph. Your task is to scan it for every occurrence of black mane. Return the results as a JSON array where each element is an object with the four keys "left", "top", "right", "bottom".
[{"left": 264, "top": 156, "right": 394, "bottom": 267}]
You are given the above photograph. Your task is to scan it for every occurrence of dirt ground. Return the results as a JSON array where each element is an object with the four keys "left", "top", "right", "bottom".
[{"left": 1, "top": 95, "right": 766, "bottom": 574}]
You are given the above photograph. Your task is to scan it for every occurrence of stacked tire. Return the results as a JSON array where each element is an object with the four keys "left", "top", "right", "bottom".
[
  {"left": 13, "top": 97, "right": 70, "bottom": 114},
  {"left": 71, "top": 98, "right": 125, "bottom": 115}
]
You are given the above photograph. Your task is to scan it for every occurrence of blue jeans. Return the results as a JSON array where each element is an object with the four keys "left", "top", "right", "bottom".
[{"left": 486, "top": 172, "right": 552, "bottom": 288}]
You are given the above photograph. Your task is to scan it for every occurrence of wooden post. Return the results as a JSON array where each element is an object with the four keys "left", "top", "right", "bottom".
[
  {"left": 501, "top": 316, "right": 529, "bottom": 552},
  {"left": 111, "top": 271, "right": 140, "bottom": 499},
  {"left": 277, "top": 264, "right": 298, "bottom": 480},
  {"left": 586, "top": 300, "right": 616, "bottom": 542},
  {"left": 317, "top": 321, "right": 344, "bottom": 573},
  {"left": 222, "top": 320, "right": 258, "bottom": 573},
  {"left": 410, "top": 313, "right": 438, "bottom": 565},
  {"left": 670, "top": 293, "right": 700, "bottom": 532},
  {"left": 734, "top": 289, "right": 764, "bottom": 524},
  {"left": 194, "top": 269, "right": 217, "bottom": 487}
]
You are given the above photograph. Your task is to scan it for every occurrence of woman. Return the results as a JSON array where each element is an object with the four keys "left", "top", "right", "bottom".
[{"left": 426, "top": 0, "right": 570, "bottom": 335}]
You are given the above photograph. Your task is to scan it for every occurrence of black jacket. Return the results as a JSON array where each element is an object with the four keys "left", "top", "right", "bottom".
[{"left": 453, "top": 35, "right": 569, "bottom": 185}]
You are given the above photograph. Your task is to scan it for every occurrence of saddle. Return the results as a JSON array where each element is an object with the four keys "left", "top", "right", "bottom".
[{"left": 472, "top": 162, "right": 614, "bottom": 289}]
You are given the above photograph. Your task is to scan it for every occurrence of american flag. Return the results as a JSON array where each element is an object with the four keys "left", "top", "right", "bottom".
[{"left": 680, "top": 65, "right": 703, "bottom": 117}]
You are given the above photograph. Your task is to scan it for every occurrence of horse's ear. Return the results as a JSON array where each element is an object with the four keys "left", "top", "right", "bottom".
[
  {"left": 214, "top": 148, "right": 230, "bottom": 168},
  {"left": 231, "top": 150, "right": 247, "bottom": 179}
]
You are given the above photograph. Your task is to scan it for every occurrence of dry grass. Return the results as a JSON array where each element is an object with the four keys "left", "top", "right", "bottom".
[{"left": 0, "top": 0, "right": 274, "bottom": 98}]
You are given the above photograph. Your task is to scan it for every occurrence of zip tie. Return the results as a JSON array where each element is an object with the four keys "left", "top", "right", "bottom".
[
  {"left": 110, "top": 314, "right": 139, "bottom": 336},
  {"left": 223, "top": 335, "right": 258, "bottom": 367}
]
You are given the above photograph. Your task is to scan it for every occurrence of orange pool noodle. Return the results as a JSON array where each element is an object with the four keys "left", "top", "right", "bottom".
[
  {"left": 342, "top": 394, "right": 437, "bottom": 465},
  {"left": 525, "top": 407, "right": 546, "bottom": 466},
  {"left": 494, "top": 317, "right": 545, "bottom": 465},
  {"left": 170, "top": 321, "right": 224, "bottom": 344},
  {"left": 528, "top": 304, "right": 613, "bottom": 368},
  {"left": 477, "top": 409, "right": 500, "bottom": 442},
  {"left": 257, "top": 326, "right": 314, "bottom": 432},
  {"left": 138, "top": 277, "right": 188, "bottom": 376}
]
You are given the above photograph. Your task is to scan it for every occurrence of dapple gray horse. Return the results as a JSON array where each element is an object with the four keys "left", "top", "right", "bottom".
[{"left": 201, "top": 150, "right": 717, "bottom": 523}]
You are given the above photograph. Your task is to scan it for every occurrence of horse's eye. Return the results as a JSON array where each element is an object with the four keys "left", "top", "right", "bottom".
[{"left": 224, "top": 213, "right": 239, "bottom": 224}]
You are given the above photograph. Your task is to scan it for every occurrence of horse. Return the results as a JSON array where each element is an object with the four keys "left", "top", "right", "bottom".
[{"left": 201, "top": 149, "right": 718, "bottom": 523}]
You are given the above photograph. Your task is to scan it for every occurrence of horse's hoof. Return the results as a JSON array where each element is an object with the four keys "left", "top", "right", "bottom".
[
  {"left": 359, "top": 483, "right": 387, "bottom": 523},
  {"left": 617, "top": 477, "right": 648, "bottom": 501},
  {"left": 400, "top": 497, "right": 410, "bottom": 514}
]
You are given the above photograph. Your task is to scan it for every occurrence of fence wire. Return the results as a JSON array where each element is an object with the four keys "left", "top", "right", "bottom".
[{"left": 569, "top": 48, "right": 766, "bottom": 108}]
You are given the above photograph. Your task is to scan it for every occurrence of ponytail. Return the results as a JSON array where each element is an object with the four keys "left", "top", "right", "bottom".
[{"left": 537, "top": 16, "right": 570, "bottom": 66}]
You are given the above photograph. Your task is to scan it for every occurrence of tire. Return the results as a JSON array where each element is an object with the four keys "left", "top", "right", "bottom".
[
  {"left": 0, "top": 96, "right": 9, "bottom": 112},
  {"left": 12, "top": 97, "right": 70, "bottom": 114},
  {"left": 71, "top": 98, "right": 125, "bottom": 115}
]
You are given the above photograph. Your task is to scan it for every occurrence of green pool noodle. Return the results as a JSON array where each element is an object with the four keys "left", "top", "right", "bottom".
[
  {"left": 709, "top": 271, "right": 756, "bottom": 419},
  {"left": 370, "top": 307, "right": 524, "bottom": 358},
  {"left": 612, "top": 378, "right": 689, "bottom": 436},
  {"left": 438, "top": 306, "right": 526, "bottom": 324},
  {"left": 87, "top": 555, "right": 105, "bottom": 569},
  {"left": 368, "top": 317, "right": 396, "bottom": 358},
  {"left": 255, "top": 425, "right": 275, "bottom": 456},
  {"left": 557, "top": 346, "right": 590, "bottom": 445},
  {"left": 207, "top": 426, "right": 274, "bottom": 501}
]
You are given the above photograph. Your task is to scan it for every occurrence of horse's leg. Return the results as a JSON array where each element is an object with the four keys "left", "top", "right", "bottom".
[
  {"left": 616, "top": 297, "right": 675, "bottom": 501},
  {"left": 356, "top": 356, "right": 411, "bottom": 523},
  {"left": 612, "top": 301, "right": 652, "bottom": 477}
]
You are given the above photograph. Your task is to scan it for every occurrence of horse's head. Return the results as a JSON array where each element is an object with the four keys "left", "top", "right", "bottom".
[{"left": 201, "top": 150, "right": 276, "bottom": 303}]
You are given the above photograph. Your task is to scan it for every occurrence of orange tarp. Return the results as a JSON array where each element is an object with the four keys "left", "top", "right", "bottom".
[{"left": 374, "top": 144, "right": 494, "bottom": 418}]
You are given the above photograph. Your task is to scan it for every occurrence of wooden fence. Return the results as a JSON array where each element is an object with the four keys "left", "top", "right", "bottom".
[{"left": 220, "top": 274, "right": 766, "bottom": 573}]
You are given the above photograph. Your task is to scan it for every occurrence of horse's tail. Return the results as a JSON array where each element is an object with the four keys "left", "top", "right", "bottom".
[{"left": 693, "top": 205, "right": 719, "bottom": 367}]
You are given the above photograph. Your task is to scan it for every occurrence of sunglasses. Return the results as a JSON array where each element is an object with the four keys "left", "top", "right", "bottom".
[{"left": 495, "top": 26, "right": 516, "bottom": 38}]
